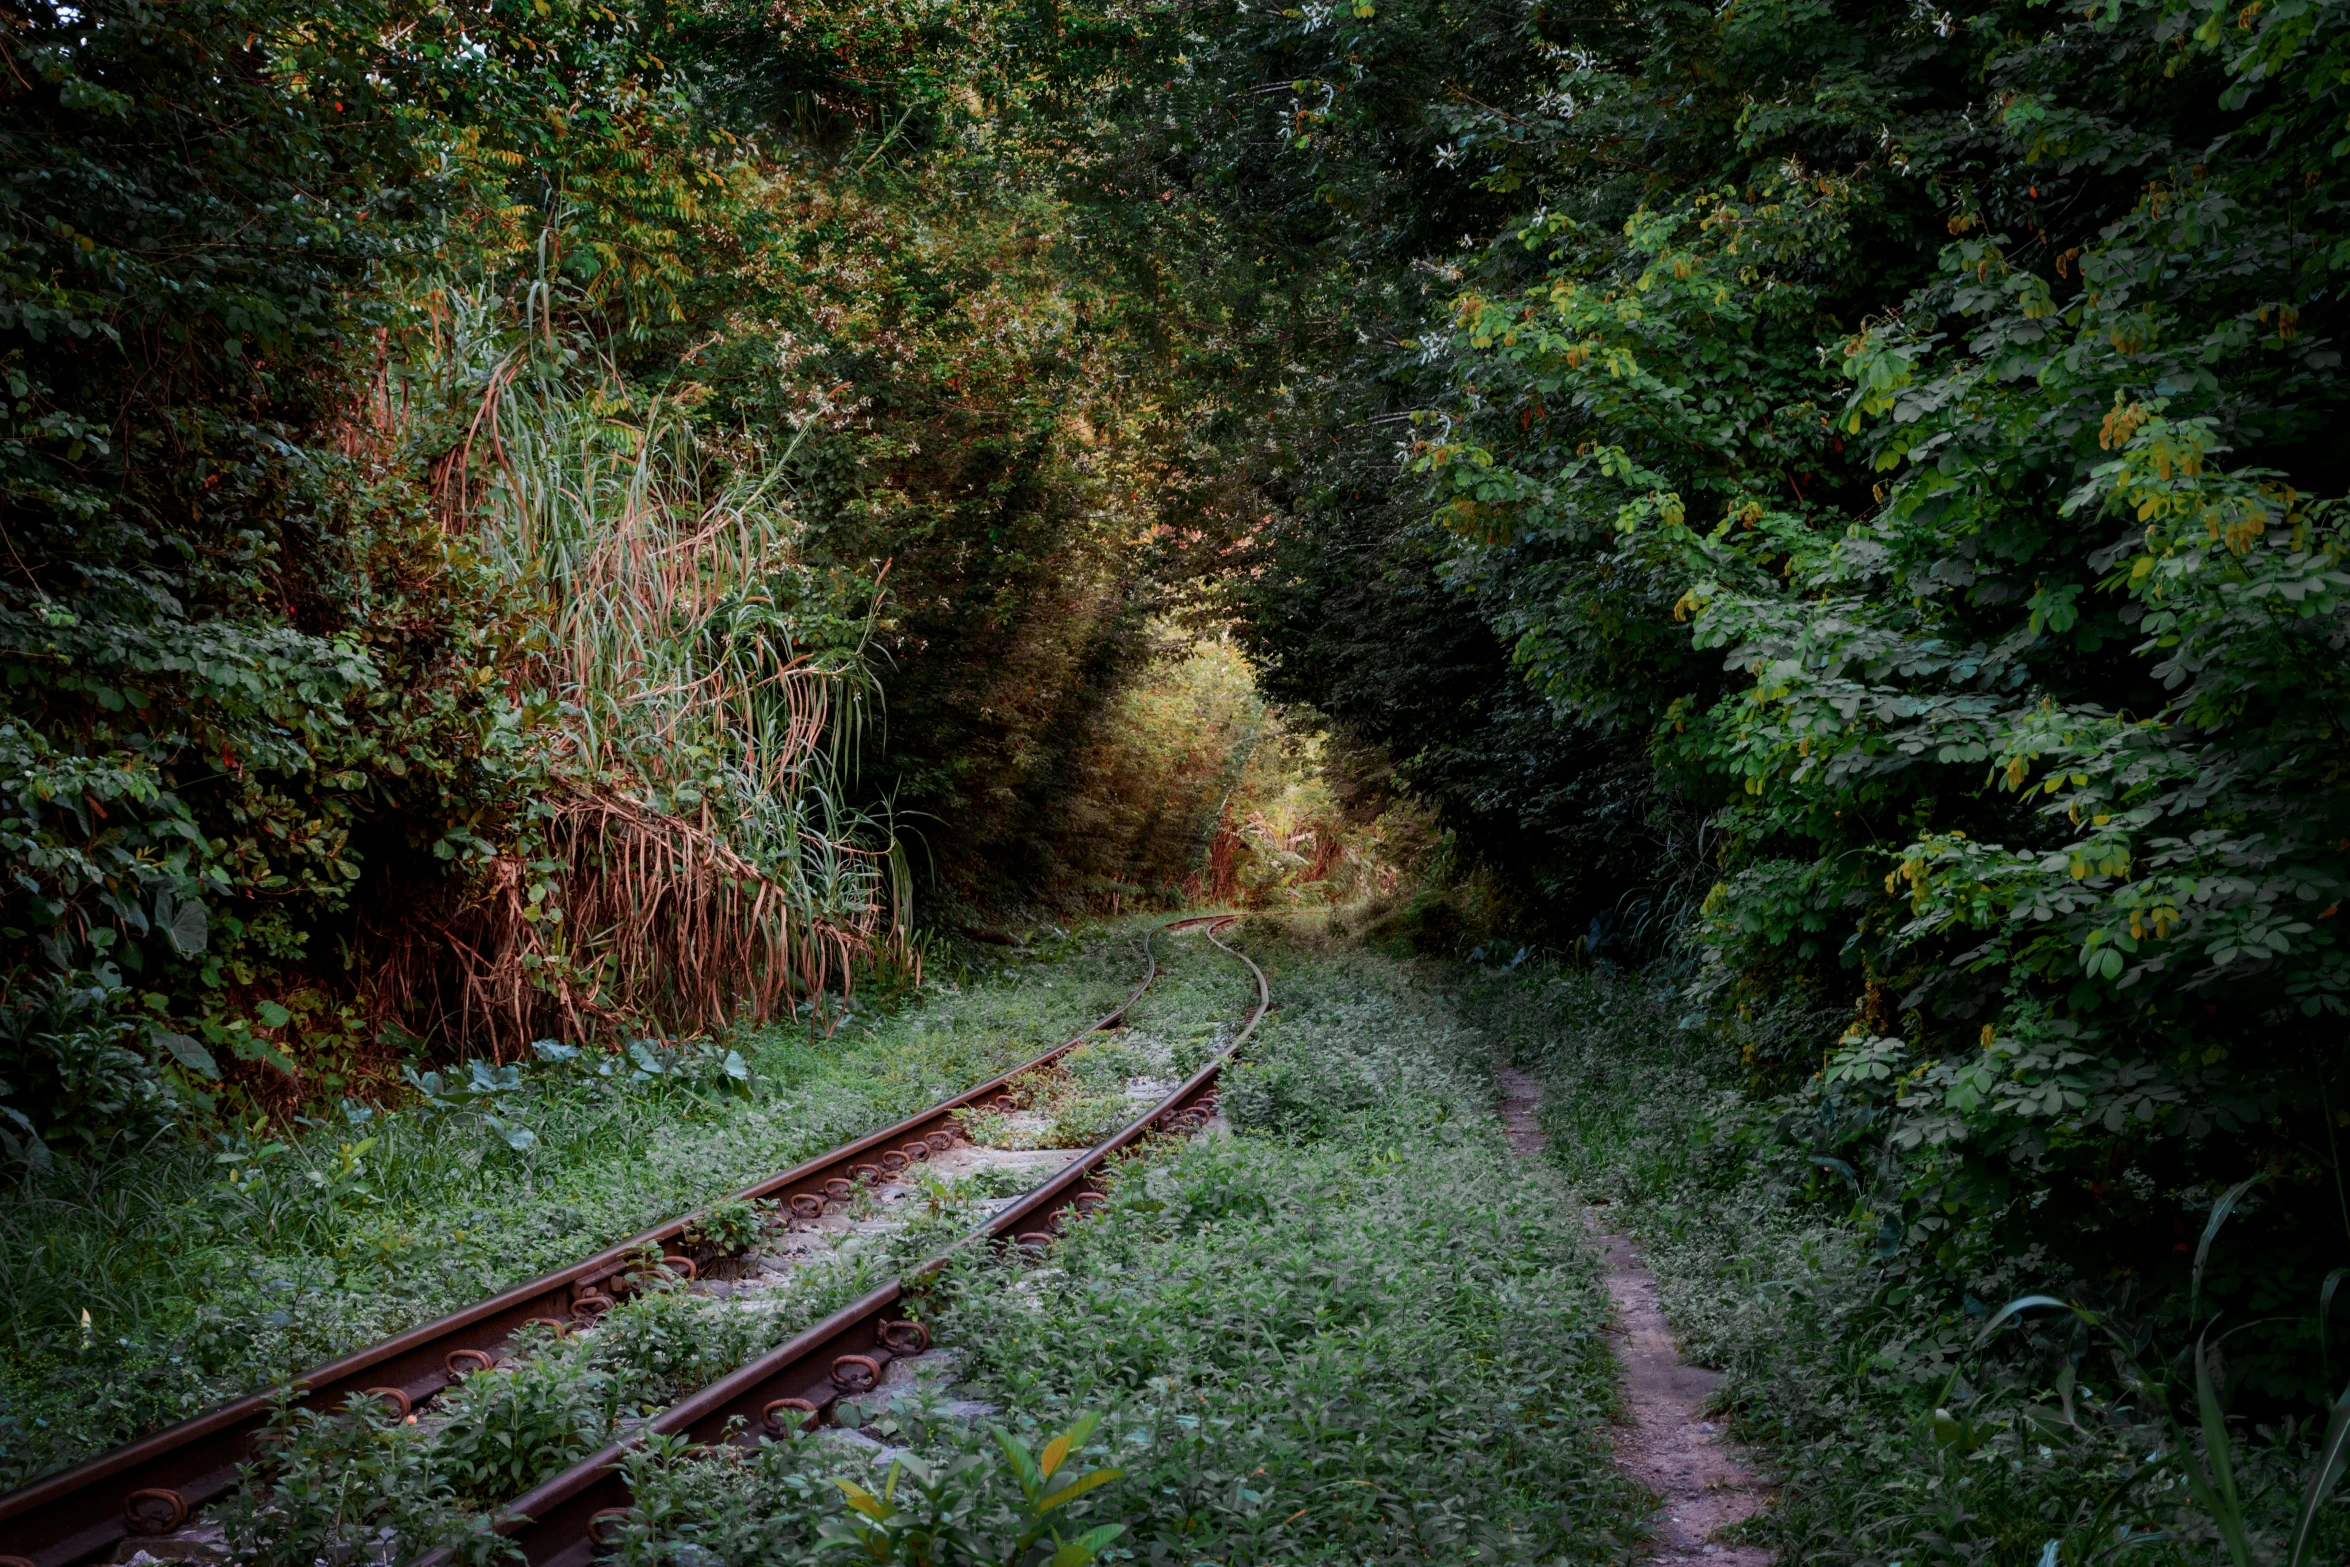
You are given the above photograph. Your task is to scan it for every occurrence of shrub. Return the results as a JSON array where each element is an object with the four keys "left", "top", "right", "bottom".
[{"left": 431, "top": 1341, "right": 617, "bottom": 1507}]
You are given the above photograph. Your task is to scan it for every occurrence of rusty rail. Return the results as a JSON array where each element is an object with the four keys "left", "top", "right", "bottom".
[
  {"left": 452, "top": 915, "right": 1268, "bottom": 1567},
  {"left": 0, "top": 921, "right": 1211, "bottom": 1567}
]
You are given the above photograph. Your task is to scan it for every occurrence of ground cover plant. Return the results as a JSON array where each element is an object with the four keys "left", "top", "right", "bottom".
[
  {"left": 948, "top": 931, "right": 1249, "bottom": 1153},
  {"left": 216, "top": 1220, "right": 988, "bottom": 1566},
  {"left": 0, "top": 921, "right": 1165, "bottom": 1489},
  {"left": 1459, "top": 956, "right": 2350, "bottom": 1565},
  {"left": 598, "top": 921, "right": 1648, "bottom": 1566},
  {"left": 159, "top": 921, "right": 1263, "bottom": 1561}
]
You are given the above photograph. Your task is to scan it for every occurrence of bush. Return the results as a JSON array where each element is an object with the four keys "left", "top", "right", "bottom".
[
  {"left": 0, "top": 973, "right": 185, "bottom": 1160},
  {"left": 1462, "top": 958, "right": 2350, "bottom": 1567}
]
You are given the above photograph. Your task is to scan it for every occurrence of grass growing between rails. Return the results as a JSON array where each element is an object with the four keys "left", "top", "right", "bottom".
[
  {"left": 604, "top": 922, "right": 1649, "bottom": 1566},
  {"left": 219, "top": 1203, "right": 1008, "bottom": 1567},
  {"left": 0, "top": 920, "right": 1184, "bottom": 1490},
  {"left": 1458, "top": 963, "right": 2350, "bottom": 1567}
]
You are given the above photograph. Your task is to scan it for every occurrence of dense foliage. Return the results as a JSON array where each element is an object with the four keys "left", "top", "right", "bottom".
[
  {"left": 1079, "top": 0, "right": 2350, "bottom": 1413},
  {"left": 7, "top": 0, "right": 2350, "bottom": 1549},
  {"left": 0, "top": 0, "right": 1268, "bottom": 1153},
  {"left": 1472, "top": 959, "right": 2350, "bottom": 1564},
  {"left": 0, "top": 0, "right": 470, "bottom": 1144}
]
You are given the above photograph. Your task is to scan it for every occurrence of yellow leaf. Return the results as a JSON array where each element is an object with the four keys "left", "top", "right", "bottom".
[
  {"left": 833, "top": 1479, "right": 889, "bottom": 1520},
  {"left": 1038, "top": 1468, "right": 1122, "bottom": 1512}
]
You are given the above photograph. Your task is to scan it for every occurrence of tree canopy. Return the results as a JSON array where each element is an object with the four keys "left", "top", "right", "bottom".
[{"left": 3, "top": 0, "right": 2348, "bottom": 1438}]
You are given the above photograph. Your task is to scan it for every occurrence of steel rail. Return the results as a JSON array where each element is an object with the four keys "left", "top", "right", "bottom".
[
  {"left": 436, "top": 915, "right": 1269, "bottom": 1567},
  {"left": 0, "top": 922, "right": 1211, "bottom": 1567}
]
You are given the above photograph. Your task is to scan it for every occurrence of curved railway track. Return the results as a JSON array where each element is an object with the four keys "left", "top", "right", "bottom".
[
  {"left": 439, "top": 916, "right": 1268, "bottom": 1567},
  {"left": 0, "top": 915, "right": 1247, "bottom": 1567}
]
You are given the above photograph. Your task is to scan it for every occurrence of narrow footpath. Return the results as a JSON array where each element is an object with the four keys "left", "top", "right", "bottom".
[{"left": 1496, "top": 1068, "right": 1775, "bottom": 1566}]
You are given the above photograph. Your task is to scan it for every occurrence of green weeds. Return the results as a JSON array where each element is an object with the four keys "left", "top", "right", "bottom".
[
  {"left": 948, "top": 929, "right": 1242, "bottom": 1154},
  {"left": 215, "top": 1393, "right": 510, "bottom": 1567},
  {"left": 816, "top": 1413, "right": 1128, "bottom": 1567},
  {"left": 432, "top": 1341, "right": 618, "bottom": 1508},
  {"left": 686, "top": 1198, "right": 775, "bottom": 1257},
  {"left": 224, "top": 1219, "right": 974, "bottom": 1560},
  {"left": 0, "top": 924, "right": 1155, "bottom": 1487},
  {"left": 597, "top": 1408, "right": 1127, "bottom": 1567},
  {"left": 61, "top": 924, "right": 1657, "bottom": 1566},
  {"left": 1460, "top": 960, "right": 2350, "bottom": 1567},
  {"left": 609, "top": 925, "right": 1645, "bottom": 1565}
]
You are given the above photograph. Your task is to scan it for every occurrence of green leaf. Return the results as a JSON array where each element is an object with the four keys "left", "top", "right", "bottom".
[
  {"left": 255, "top": 1000, "right": 293, "bottom": 1030},
  {"left": 155, "top": 1030, "right": 219, "bottom": 1080},
  {"left": 2193, "top": 1175, "right": 2264, "bottom": 1323},
  {"left": 1040, "top": 1412, "right": 1101, "bottom": 1478},
  {"left": 992, "top": 1427, "right": 1043, "bottom": 1493},
  {"left": 231, "top": 1032, "right": 298, "bottom": 1076},
  {"left": 1037, "top": 1467, "right": 1121, "bottom": 1513},
  {"left": 2193, "top": 1333, "right": 2254, "bottom": 1567},
  {"left": 1046, "top": 1524, "right": 1125, "bottom": 1567},
  {"left": 0, "top": 1106, "right": 52, "bottom": 1171},
  {"left": 2287, "top": 1379, "right": 2350, "bottom": 1567},
  {"left": 830, "top": 1477, "right": 892, "bottom": 1522},
  {"left": 164, "top": 895, "right": 207, "bottom": 957},
  {"left": 1973, "top": 1294, "right": 2073, "bottom": 1346}
]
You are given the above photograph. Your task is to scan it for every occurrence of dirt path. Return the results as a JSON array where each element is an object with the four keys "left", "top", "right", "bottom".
[{"left": 1497, "top": 1068, "right": 1774, "bottom": 1565}]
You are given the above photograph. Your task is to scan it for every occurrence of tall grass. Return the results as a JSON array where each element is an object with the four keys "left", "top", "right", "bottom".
[{"left": 374, "top": 300, "right": 914, "bottom": 1053}]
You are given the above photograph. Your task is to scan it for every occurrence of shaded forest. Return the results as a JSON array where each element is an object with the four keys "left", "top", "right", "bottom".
[{"left": 3, "top": 0, "right": 2349, "bottom": 1553}]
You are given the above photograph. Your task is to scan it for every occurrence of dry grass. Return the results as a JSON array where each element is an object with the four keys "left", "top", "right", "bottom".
[{"left": 363, "top": 305, "right": 914, "bottom": 1055}]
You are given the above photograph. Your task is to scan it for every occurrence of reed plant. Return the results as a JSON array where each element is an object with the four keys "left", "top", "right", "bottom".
[{"left": 367, "top": 300, "right": 915, "bottom": 1055}]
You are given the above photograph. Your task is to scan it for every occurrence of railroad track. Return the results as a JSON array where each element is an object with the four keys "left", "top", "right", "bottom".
[
  {"left": 443, "top": 916, "right": 1267, "bottom": 1567},
  {"left": 0, "top": 915, "right": 1245, "bottom": 1567}
]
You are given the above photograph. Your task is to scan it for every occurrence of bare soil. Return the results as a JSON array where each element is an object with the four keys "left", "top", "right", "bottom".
[{"left": 1496, "top": 1068, "right": 1774, "bottom": 1565}]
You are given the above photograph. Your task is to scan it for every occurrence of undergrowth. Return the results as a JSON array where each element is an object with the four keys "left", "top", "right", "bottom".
[
  {"left": 0, "top": 921, "right": 1164, "bottom": 1489},
  {"left": 1457, "top": 961, "right": 2350, "bottom": 1567},
  {"left": 946, "top": 933, "right": 1243, "bottom": 1156},
  {"left": 218, "top": 1230, "right": 978, "bottom": 1563},
  {"left": 198, "top": 920, "right": 1272, "bottom": 1561},
  {"left": 604, "top": 922, "right": 1648, "bottom": 1565}
]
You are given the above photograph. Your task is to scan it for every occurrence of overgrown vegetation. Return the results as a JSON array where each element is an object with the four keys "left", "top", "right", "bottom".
[
  {"left": 0, "top": 923, "right": 1156, "bottom": 1487},
  {"left": 160, "top": 922, "right": 1264, "bottom": 1560},
  {"left": 1466, "top": 955, "right": 2350, "bottom": 1565},
  {"left": 1064, "top": 0, "right": 2350, "bottom": 1510},
  {"left": 0, "top": 0, "right": 1363, "bottom": 1159},
  {"left": 8, "top": 0, "right": 2350, "bottom": 1551},
  {"left": 605, "top": 924, "right": 1648, "bottom": 1565}
]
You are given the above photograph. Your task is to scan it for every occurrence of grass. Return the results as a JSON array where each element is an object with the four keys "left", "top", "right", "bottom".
[
  {"left": 0, "top": 920, "right": 1181, "bottom": 1490},
  {"left": 55, "top": 901, "right": 2347, "bottom": 1563},
  {"left": 190, "top": 922, "right": 1267, "bottom": 1564},
  {"left": 1455, "top": 958, "right": 2350, "bottom": 1567},
  {"left": 394, "top": 337, "right": 911, "bottom": 1055},
  {"left": 594, "top": 920, "right": 1648, "bottom": 1565}
]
